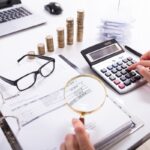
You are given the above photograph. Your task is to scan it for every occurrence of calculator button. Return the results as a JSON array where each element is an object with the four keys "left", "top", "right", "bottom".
[
  {"left": 122, "top": 58, "right": 128, "bottom": 63},
  {"left": 126, "top": 69, "right": 131, "bottom": 73},
  {"left": 120, "top": 76, "right": 126, "bottom": 81},
  {"left": 109, "top": 75, "right": 116, "bottom": 81},
  {"left": 121, "top": 69, "right": 127, "bottom": 75},
  {"left": 130, "top": 77, "right": 136, "bottom": 83},
  {"left": 101, "top": 68, "right": 107, "bottom": 73},
  {"left": 116, "top": 72, "right": 122, "bottom": 77},
  {"left": 125, "top": 73, "right": 132, "bottom": 79},
  {"left": 124, "top": 79, "right": 131, "bottom": 86},
  {"left": 127, "top": 57, "right": 133, "bottom": 61},
  {"left": 111, "top": 68, "right": 117, "bottom": 74},
  {"left": 127, "top": 61, "right": 132, "bottom": 66},
  {"left": 136, "top": 70, "right": 140, "bottom": 74},
  {"left": 136, "top": 71, "right": 143, "bottom": 78},
  {"left": 107, "top": 65, "right": 113, "bottom": 70},
  {"left": 118, "top": 83, "right": 125, "bottom": 89},
  {"left": 116, "top": 66, "right": 122, "bottom": 71},
  {"left": 121, "top": 64, "right": 127, "bottom": 69},
  {"left": 112, "top": 63, "right": 118, "bottom": 68},
  {"left": 117, "top": 61, "right": 123, "bottom": 65},
  {"left": 136, "top": 71, "right": 142, "bottom": 77},
  {"left": 114, "top": 80, "right": 120, "bottom": 85},
  {"left": 131, "top": 60, "right": 137, "bottom": 64},
  {"left": 105, "top": 72, "right": 111, "bottom": 77},
  {"left": 135, "top": 75, "right": 141, "bottom": 80},
  {"left": 129, "top": 71, "right": 136, "bottom": 76}
]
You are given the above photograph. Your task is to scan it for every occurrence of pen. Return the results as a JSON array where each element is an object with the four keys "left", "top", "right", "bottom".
[{"left": 124, "top": 45, "right": 142, "bottom": 57}]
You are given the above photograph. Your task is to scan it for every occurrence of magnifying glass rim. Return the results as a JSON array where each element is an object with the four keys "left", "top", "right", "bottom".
[{"left": 64, "top": 74, "right": 107, "bottom": 115}]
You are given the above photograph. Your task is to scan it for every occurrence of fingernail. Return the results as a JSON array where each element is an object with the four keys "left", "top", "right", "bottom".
[
  {"left": 72, "top": 118, "right": 83, "bottom": 128},
  {"left": 72, "top": 118, "right": 78, "bottom": 123},
  {"left": 127, "top": 66, "right": 131, "bottom": 70},
  {"left": 128, "top": 64, "right": 134, "bottom": 70}
]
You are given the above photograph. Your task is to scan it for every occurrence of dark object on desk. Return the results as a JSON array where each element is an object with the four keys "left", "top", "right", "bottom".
[
  {"left": 0, "top": 112, "right": 22, "bottom": 150},
  {"left": 125, "top": 45, "right": 142, "bottom": 57},
  {"left": 0, "top": 0, "right": 46, "bottom": 37},
  {"left": 0, "top": 54, "right": 55, "bottom": 91},
  {"left": 45, "top": 2, "right": 63, "bottom": 15}
]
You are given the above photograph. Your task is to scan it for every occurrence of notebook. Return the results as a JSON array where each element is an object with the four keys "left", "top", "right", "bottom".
[
  {"left": 0, "top": 55, "right": 143, "bottom": 150},
  {"left": 0, "top": 0, "right": 45, "bottom": 37}
]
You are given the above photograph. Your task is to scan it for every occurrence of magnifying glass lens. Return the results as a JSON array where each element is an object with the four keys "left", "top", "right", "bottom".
[{"left": 64, "top": 75, "right": 106, "bottom": 114}]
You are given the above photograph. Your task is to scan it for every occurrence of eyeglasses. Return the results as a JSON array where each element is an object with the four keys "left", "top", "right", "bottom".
[{"left": 0, "top": 54, "right": 55, "bottom": 91}]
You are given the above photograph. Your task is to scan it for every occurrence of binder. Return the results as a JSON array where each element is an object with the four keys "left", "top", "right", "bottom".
[
  {"left": 0, "top": 126, "right": 12, "bottom": 150},
  {"left": 0, "top": 55, "right": 144, "bottom": 150}
]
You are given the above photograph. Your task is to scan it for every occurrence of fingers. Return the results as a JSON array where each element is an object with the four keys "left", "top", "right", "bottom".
[
  {"left": 60, "top": 119, "right": 95, "bottom": 150},
  {"left": 72, "top": 119, "right": 94, "bottom": 150},
  {"left": 66, "top": 134, "right": 79, "bottom": 150},
  {"left": 137, "top": 65, "right": 150, "bottom": 82},
  {"left": 61, "top": 134, "right": 79, "bottom": 150},
  {"left": 128, "top": 60, "right": 150, "bottom": 70},
  {"left": 72, "top": 118, "right": 85, "bottom": 130},
  {"left": 73, "top": 135, "right": 80, "bottom": 149},
  {"left": 60, "top": 143, "right": 66, "bottom": 150},
  {"left": 140, "top": 51, "right": 150, "bottom": 60},
  {"left": 129, "top": 50, "right": 150, "bottom": 70}
]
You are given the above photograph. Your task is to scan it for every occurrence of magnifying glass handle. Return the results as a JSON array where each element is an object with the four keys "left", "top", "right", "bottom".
[{"left": 79, "top": 117, "right": 85, "bottom": 125}]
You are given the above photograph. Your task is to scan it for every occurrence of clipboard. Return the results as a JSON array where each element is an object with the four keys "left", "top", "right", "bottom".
[{"left": 0, "top": 55, "right": 144, "bottom": 150}]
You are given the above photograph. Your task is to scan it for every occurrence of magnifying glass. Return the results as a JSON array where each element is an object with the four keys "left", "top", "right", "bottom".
[{"left": 64, "top": 74, "right": 107, "bottom": 124}]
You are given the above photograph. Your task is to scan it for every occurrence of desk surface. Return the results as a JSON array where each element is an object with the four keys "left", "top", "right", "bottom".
[{"left": 0, "top": 0, "right": 150, "bottom": 149}]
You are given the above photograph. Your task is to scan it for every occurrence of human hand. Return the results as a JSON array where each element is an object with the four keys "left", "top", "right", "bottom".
[
  {"left": 140, "top": 50, "right": 150, "bottom": 61},
  {"left": 60, "top": 119, "right": 95, "bottom": 150},
  {"left": 128, "top": 51, "right": 150, "bottom": 83}
]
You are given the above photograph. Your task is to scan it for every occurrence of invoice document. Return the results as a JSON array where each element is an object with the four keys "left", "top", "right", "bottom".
[{"left": 0, "top": 55, "right": 136, "bottom": 150}]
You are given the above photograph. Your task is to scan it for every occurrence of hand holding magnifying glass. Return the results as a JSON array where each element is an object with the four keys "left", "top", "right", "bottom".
[{"left": 64, "top": 74, "right": 107, "bottom": 125}]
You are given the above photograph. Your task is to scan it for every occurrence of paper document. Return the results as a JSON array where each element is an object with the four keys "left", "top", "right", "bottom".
[
  {"left": 2, "top": 97, "right": 133, "bottom": 150},
  {"left": 1, "top": 55, "right": 80, "bottom": 125},
  {"left": 1, "top": 55, "right": 134, "bottom": 150},
  {"left": 0, "top": 56, "right": 77, "bottom": 100}
]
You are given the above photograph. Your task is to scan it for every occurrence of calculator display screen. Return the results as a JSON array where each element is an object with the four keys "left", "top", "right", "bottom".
[
  {"left": 0, "top": 0, "right": 11, "bottom": 8},
  {"left": 88, "top": 43, "right": 122, "bottom": 62},
  {"left": 0, "top": 0, "right": 9, "bottom": 4}
]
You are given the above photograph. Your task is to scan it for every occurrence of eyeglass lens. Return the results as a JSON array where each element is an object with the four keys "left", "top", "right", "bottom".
[
  {"left": 17, "top": 73, "right": 36, "bottom": 91},
  {"left": 17, "top": 62, "right": 54, "bottom": 91},
  {"left": 40, "top": 62, "right": 54, "bottom": 77}
]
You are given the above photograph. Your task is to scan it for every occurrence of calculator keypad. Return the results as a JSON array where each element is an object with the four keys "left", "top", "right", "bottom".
[{"left": 100, "top": 57, "right": 142, "bottom": 90}]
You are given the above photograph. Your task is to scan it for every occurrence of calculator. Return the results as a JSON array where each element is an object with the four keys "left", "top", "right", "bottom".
[{"left": 81, "top": 39, "right": 147, "bottom": 94}]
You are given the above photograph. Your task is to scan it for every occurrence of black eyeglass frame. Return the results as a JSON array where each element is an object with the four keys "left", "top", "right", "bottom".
[{"left": 0, "top": 54, "right": 55, "bottom": 91}]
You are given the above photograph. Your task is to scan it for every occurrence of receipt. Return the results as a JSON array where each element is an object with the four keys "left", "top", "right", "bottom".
[{"left": 8, "top": 88, "right": 65, "bottom": 126}]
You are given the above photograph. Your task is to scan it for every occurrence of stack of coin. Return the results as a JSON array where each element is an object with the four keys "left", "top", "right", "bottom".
[
  {"left": 66, "top": 17, "right": 74, "bottom": 45},
  {"left": 77, "top": 10, "right": 84, "bottom": 42},
  {"left": 57, "top": 27, "right": 65, "bottom": 48},
  {"left": 37, "top": 43, "right": 45, "bottom": 55},
  {"left": 46, "top": 35, "right": 54, "bottom": 52},
  {"left": 28, "top": 51, "right": 35, "bottom": 59}
]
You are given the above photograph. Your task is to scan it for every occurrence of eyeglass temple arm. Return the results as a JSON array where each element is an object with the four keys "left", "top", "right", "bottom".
[
  {"left": 0, "top": 76, "right": 15, "bottom": 86},
  {"left": 17, "top": 54, "right": 55, "bottom": 63}
]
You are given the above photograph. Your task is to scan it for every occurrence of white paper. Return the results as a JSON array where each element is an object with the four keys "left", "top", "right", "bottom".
[
  {"left": 1, "top": 55, "right": 79, "bottom": 125},
  {"left": 2, "top": 97, "right": 132, "bottom": 150},
  {"left": 1, "top": 55, "right": 132, "bottom": 150}
]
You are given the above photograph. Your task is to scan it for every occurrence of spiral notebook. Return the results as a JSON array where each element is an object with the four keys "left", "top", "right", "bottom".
[{"left": 0, "top": 55, "right": 143, "bottom": 150}]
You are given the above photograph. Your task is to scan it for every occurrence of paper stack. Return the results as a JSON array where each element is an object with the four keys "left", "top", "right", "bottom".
[{"left": 100, "top": 18, "right": 133, "bottom": 44}]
